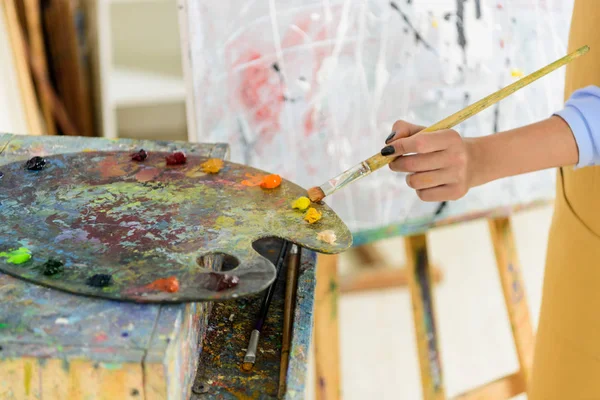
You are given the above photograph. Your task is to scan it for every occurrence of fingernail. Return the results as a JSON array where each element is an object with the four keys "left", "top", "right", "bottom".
[
  {"left": 381, "top": 146, "right": 395, "bottom": 156},
  {"left": 385, "top": 131, "right": 396, "bottom": 143}
]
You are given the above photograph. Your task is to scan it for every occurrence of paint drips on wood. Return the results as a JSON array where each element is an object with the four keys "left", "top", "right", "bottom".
[
  {"left": 200, "top": 158, "right": 224, "bottom": 174},
  {"left": 25, "top": 156, "right": 46, "bottom": 171},
  {"left": 145, "top": 276, "right": 180, "bottom": 293},
  {"left": 165, "top": 151, "right": 187, "bottom": 165},
  {"left": 41, "top": 258, "right": 64, "bottom": 276},
  {"left": 0, "top": 247, "right": 32, "bottom": 264},
  {"left": 131, "top": 149, "right": 147, "bottom": 162},
  {"left": 86, "top": 274, "right": 112, "bottom": 288}
]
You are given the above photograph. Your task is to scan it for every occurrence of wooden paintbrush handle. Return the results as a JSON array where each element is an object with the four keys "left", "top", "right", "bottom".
[{"left": 366, "top": 45, "right": 590, "bottom": 172}]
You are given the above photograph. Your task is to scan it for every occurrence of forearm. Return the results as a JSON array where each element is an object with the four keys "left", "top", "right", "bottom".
[
  {"left": 469, "top": 85, "right": 600, "bottom": 187},
  {"left": 469, "top": 116, "right": 578, "bottom": 187}
]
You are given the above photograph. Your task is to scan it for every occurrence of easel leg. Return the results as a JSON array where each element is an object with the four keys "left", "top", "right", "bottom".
[
  {"left": 405, "top": 234, "right": 446, "bottom": 400},
  {"left": 314, "top": 254, "right": 340, "bottom": 400},
  {"left": 488, "top": 217, "right": 534, "bottom": 385}
]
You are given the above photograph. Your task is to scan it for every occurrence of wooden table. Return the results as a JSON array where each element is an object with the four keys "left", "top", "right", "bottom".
[{"left": 0, "top": 134, "right": 314, "bottom": 400}]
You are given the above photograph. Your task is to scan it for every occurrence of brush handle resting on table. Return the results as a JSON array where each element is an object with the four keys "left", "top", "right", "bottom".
[{"left": 313, "top": 45, "right": 590, "bottom": 201}]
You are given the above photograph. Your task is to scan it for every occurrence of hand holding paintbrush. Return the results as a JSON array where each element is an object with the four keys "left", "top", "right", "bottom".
[{"left": 307, "top": 45, "right": 589, "bottom": 203}]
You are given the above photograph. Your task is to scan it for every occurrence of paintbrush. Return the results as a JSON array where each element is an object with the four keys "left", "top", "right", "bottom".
[
  {"left": 243, "top": 239, "right": 291, "bottom": 371},
  {"left": 277, "top": 244, "right": 301, "bottom": 399},
  {"left": 307, "top": 45, "right": 590, "bottom": 203}
]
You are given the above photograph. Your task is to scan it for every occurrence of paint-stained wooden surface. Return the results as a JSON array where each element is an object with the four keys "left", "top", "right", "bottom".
[
  {"left": 0, "top": 135, "right": 316, "bottom": 400},
  {"left": 314, "top": 254, "right": 340, "bottom": 400},
  {"left": 0, "top": 135, "right": 222, "bottom": 400},
  {"left": 405, "top": 235, "right": 446, "bottom": 400},
  {"left": 191, "top": 238, "right": 315, "bottom": 399}
]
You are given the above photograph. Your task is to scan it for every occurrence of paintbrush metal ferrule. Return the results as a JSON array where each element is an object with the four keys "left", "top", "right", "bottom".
[
  {"left": 244, "top": 329, "right": 260, "bottom": 364},
  {"left": 319, "top": 160, "right": 372, "bottom": 198}
]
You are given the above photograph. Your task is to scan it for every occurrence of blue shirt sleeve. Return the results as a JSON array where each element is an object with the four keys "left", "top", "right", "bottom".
[{"left": 554, "top": 85, "right": 600, "bottom": 168}]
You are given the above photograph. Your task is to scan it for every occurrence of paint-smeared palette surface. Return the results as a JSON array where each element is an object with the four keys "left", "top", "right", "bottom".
[{"left": 0, "top": 150, "right": 351, "bottom": 302}]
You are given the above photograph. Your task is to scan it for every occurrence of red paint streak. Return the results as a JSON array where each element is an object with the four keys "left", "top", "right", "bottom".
[
  {"left": 500, "top": 39, "right": 505, "bottom": 49},
  {"left": 94, "top": 332, "right": 108, "bottom": 343},
  {"left": 497, "top": 3, "right": 503, "bottom": 9},
  {"left": 145, "top": 276, "right": 180, "bottom": 293},
  {"left": 236, "top": 52, "right": 284, "bottom": 143}
]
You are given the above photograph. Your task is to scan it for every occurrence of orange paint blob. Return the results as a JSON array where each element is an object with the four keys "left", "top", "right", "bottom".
[
  {"left": 146, "top": 276, "right": 180, "bottom": 293},
  {"left": 200, "top": 158, "right": 224, "bottom": 174},
  {"left": 241, "top": 173, "right": 265, "bottom": 187},
  {"left": 260, "top": 174, "right": 282, "bottom": 189}
]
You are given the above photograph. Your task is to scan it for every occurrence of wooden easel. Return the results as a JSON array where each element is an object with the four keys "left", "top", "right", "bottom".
[
  {"left": 314, "top": 213, "right": 536, "bottom": 399},
  {"left": 340, "top": 244, "right": 444, "bottom": 293}
]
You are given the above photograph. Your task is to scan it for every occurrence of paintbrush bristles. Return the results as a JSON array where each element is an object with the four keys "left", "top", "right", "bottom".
[
  {"left": 306, "top": 44, "right": 590, "bottom": 202},
  {"left": 307, "top": 186, "right": 325, "bottom": 203}
]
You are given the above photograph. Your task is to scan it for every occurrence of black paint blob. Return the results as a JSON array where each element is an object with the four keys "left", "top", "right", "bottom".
[
  {"left": 0, "top": 171, "right": 3, "bottom": 179},
  {"left": 86, "top": 274, "right": 112, "bottom": 288},
  {"left": 41, "top": 259, "right": 64, "bottom": 276},
  {"left": 131, "top": 149, "right": 147, "bottom": 162},
  {"left": 25, "top": 156, "right": 47, "bottom": 171}
]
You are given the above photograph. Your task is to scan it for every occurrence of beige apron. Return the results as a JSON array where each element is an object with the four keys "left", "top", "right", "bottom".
[{"left": 528, "top": 1, "right": 600, "bottom": 398}]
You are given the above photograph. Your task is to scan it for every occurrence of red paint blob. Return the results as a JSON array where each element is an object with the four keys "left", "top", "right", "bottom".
[
  {"left": 94, "top": 332, "right": 108, "bottom": 343},
  {"left": 165, "top": 152, "right": 187, "bottom": 165},
  {"left": 146, "top": 276, "right": 180, "bottom": 293}
]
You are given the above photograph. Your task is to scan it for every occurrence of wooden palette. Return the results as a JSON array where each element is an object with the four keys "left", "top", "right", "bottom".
[{"left": 0, "top": 151, "right": 352, "bottom": 302}]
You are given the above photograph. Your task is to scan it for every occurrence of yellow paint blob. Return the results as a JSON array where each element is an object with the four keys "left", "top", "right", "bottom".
[
  {"left": 215, "top": 216, "right": 236, "bottom": 228},
  {"left": 431, "top": 18, "right": 438, "bottom": 28},
  {"left": 316, "top": 230, "right": 337, "bottom": 244},
  {"left": 292, "top": 196, "right": 311, "bottom": 211},
  {"left": 304, "top": 208, "right": 322, "bottom": 224},
  {"left": 201, "top": 158, "right": 224, "bottom": 174},
  {"left": 510, "top": 68, "right": 524, "bottom": 78}
]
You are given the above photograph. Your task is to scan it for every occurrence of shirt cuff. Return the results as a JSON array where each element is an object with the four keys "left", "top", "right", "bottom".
[{"left": 554, "top": 105, "right": 593, "bottom": 168}]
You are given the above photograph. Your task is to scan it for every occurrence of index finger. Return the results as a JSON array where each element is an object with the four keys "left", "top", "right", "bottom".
[
  {"left": 382, "top": 129, "right": 458, "bottom": 156},
  {"left": 386, "top": 120, "right": 425, "bottom": 144}
]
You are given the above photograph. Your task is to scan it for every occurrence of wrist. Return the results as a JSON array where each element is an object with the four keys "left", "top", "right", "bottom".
[{"left": 465, "top": 136, "right": 494, "bottom": 188}]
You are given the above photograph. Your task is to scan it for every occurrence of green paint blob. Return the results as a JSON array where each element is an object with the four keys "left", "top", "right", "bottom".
[
  {"left": 0, "top": 247, "right": 32, "bottom": 264},
  {"left": 100, "top": 362, "right": 123, "bottom": 370},
  {"left": 0, "top": 323, "right": 8, "bottom": 329}
]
